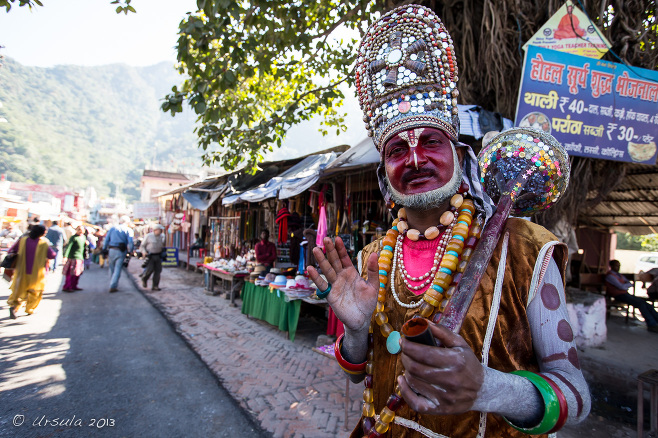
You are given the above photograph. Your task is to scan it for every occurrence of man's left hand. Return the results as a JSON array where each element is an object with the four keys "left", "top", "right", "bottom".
[{"left": 398, "top": 323, "right": 483, "bottom": 415}]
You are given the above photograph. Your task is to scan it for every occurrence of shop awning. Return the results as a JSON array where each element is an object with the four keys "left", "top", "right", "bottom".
[
  {"left": 153, "top": 170, "right": 231, "bottom": 199},
  {"left": 324, "top": 136, "right": 378, "bottom": 170},
  {"left": 182, "top": 191, "right": 222, "bottom": 211},
  {"left": 223, "top": 153, "right": 336, "bottom": 204},
  {"left": 176, "top": 176, "right": 231, "bottom": 210}
]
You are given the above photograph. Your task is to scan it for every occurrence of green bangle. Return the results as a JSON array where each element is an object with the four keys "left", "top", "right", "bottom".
[{"left": 504, "top": 370, "right": 560, "bottom": 435}]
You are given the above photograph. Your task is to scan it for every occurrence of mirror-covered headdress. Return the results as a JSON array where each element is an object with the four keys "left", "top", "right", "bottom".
[{"left": 356, "top": 4, "right": 460, "bottom": 151}]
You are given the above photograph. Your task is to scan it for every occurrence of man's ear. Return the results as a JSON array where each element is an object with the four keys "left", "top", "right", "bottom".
[{"left": 455, "top": 145, "right": 466, "bottom": 167}]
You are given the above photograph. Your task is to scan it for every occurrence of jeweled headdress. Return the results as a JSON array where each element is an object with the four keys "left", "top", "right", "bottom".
[{"left": 356, "top": 4, "right": 460, "bottom": 151}]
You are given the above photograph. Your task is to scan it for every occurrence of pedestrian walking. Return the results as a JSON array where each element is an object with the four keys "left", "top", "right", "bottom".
[
  {"left": 103, "top": 215, "right": 134, "bottom": 293},
  {"left": 6, "top": 225, "right": 56, "bottom": 319},
  {"left": 85, "top": 227, "right": 97, "bottom": 270},
  {"left": 141, "top": 224, "right": 165, "bottom": 291},
  {"left": 62, "top": 221, "right": 75, "bottom": 245},
  {"left": 62, "top": 225, "right": 87, "bottom": 292},
  {"left": 45, "top": 219, "right": 65, "bottom": 269},
  {"left": 92, "top": 228, "right": 106, "bottom": 267}
]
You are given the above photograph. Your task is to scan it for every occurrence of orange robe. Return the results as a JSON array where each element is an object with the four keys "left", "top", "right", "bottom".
[{"left": 351, "top": 218, "right": 567, "bottom": 438}]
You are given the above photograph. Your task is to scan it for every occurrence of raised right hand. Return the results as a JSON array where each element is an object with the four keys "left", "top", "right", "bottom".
[{"left": 307, "top": 236, "right": 380, "bottom": 332}]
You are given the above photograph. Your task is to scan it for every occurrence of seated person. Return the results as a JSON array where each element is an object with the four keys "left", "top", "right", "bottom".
[
  {"left": 190, "top": 233, "right": 204, "bottom": 252},
  {"left": 606, "top": 259, "right": 658, "bottom": 333},
  {"left": 254, "top": 229, "right": 276, "bottom": 270},
  {"left": 637, "top": 267, "right": 658, "bottom": 301}
]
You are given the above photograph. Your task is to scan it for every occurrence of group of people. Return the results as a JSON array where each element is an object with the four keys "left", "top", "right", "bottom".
[
  {"left": 3, "top": 213, "right": 167, "bottom": 319},
  {"left": 1, "top": 5, "right": 654, "bottom": 434}
]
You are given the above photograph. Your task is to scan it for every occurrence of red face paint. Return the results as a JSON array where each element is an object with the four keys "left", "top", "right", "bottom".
[{"left": 384, "top": 127, "right": 455, "bottom": 195}]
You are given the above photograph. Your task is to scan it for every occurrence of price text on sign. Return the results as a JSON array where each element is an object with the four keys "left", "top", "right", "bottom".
[{"left": 516, "top": 45, "right": 658, "bottom": 164}]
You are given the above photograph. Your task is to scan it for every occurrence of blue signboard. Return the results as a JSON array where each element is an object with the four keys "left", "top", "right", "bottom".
[
  {"left": 516, "top": 45, "right": 658, "bottom": 164},
  {"left": 162, "top": 247, "right": 179, "bottom": 267}
]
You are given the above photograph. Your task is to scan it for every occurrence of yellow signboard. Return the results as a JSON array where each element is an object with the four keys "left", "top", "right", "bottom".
[{"left": 524, "top": 1, "right": 611, "bottom": 59}]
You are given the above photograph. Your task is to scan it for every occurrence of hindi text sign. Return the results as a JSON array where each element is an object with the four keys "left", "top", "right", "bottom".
[
  {"left": 162, "top": 247, "right": 179, "bottom": 268},
  {"left": 516, "top": 46, "right": 658, "bottom": 164}
]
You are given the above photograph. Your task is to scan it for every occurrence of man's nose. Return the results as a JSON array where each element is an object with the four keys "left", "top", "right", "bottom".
[{"left": 405, "top": 147, "right": 428, "bottom": 167}]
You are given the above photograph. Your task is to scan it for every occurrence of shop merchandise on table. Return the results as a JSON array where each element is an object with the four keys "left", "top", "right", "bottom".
[{"left": 203, "top": 255, "right": 250, "bottom": 274}]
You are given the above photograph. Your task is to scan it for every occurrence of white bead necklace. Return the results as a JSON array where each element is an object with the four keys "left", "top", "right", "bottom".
[
  {"left": 390, "top": 216, "right": 458, "bottom": 308},
  {"left": 396, "top": 220, "right": 455, "bottom": 290},
  {"left": 396, "top": 225, "right": 452, "bottom": 287}
]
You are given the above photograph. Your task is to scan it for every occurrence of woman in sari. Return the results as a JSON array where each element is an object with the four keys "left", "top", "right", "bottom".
[
  {"left": 7, "top": 225, "right": 56, "bottom": 319},
  {"left": 62, "top": 225, "right": 87, "bottom": 292}
]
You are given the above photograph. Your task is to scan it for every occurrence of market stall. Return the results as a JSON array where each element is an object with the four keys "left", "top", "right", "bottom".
[
  {"left": 203, "top": 256, "right": 250, "bottom": 305},
  {"left": 241, "top": 283, "right": 301, "bottom": 341},
  {"left": 241, "top": 274, "right": 320, "bottom": 341},
  {"left": 205, "top": 265, "right": 248, "bottom": 306}
]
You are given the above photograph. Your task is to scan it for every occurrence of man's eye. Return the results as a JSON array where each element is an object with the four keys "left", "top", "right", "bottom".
[{"left": 388, "top": 147, "right": 405, "bottom": 156}]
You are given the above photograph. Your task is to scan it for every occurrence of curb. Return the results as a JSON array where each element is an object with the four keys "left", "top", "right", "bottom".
[{"left": 124, "top": 265, "right": 272, "bottom": 438}]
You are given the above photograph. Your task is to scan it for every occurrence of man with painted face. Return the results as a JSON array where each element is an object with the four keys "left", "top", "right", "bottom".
[{"left": 308, "top": 5, "right": 589, "bottom": 437}]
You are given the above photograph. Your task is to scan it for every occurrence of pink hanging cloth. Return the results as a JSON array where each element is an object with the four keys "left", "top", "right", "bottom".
[{"left": 316, "top": 192, "right": 328, "bottom": 249}]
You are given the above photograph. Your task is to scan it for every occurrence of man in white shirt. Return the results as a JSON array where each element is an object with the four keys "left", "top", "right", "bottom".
[{"left": 141, "top": 224, "right": 165, "bottom": 291}]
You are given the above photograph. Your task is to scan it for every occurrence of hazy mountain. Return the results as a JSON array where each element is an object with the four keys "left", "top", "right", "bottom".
[
  {"left": 0, "top": 57, "right": 201, "bottom": 200},
  {"left": 0, "top": 58, "right": 368, "bottom": 201}
]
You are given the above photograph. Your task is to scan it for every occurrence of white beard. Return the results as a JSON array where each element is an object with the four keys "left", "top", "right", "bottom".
[{"left": 385, "top": 147, "right": 463, "bottom": 211}]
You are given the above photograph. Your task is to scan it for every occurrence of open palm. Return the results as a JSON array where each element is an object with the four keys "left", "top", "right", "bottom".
[{"left": 308, "top": 237, "right": 379, "bottom": 332}]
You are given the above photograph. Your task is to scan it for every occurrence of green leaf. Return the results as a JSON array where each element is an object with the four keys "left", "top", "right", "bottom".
[
  {"left": 224, "top": 70, "right": 236, "bottom": 85},
  {"left": 194, "top": 101, "right": 207, "bottom": 114}
]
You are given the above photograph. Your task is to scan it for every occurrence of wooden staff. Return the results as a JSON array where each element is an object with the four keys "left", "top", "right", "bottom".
[{"left": 437, "top": 170, "right": 529, "bottom": 334}]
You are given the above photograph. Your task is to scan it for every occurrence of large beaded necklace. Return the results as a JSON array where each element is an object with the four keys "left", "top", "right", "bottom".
[
  {"left": 362, "top": 188, "right": 484, "bottom": 437},
  {"left": 394, "top": 220, "right": 454, "bottom": 292}
]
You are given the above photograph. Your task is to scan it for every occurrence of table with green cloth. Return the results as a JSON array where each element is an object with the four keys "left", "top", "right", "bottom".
[{"left": 241, "top": 283, "right": 301, "bottom": 341}]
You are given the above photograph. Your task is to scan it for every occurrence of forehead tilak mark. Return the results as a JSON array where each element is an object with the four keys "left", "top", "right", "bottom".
[{"left": 397, "top": 128, "right": 426, "bottom": 149}]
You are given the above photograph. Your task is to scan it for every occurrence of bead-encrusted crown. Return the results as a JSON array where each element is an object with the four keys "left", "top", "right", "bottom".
[{"left": 356, "top": 4, "right": 460, "bottom": 151}]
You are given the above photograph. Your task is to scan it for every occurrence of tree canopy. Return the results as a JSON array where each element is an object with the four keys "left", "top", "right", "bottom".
[
  {"left": 162, "top": 0, "right": 380, "bottom": 172},
  {"left": 164, "top": 0, "right": 656, "bottom": 174},
  {"left": 0, "top": 0, "right": 135, "bottom": 13}
]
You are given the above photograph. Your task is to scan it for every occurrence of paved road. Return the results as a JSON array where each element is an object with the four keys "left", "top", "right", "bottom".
[{"left": 0, "top": 263, "right": 265, "bottom": 438}]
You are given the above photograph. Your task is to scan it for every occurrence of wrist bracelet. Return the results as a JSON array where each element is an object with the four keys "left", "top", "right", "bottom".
[
  {"left": 504, "top": 370, "right": 560, "bottom": 435},
  {"left": 334, "top": 334, "right": 367, "bottom": 375},
  {"left": 539, "top": 373, "right": 569, "bottom": 433}
]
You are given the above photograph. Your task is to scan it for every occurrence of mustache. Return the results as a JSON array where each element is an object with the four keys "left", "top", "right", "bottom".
[{"left": 401, "top": 169, "right": 437, "bottom": 184}]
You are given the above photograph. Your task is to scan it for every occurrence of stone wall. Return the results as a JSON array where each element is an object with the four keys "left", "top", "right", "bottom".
[{"left": 566, "top": 288, "right": 607, "bottom": 348}]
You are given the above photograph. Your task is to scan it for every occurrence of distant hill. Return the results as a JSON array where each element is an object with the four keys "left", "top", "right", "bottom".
[
  {"left": 0, "top": 58, "right": 201, "bottom": 200},
  {"left": 0, "top": 58, "right": 369, "bottom": 202}
]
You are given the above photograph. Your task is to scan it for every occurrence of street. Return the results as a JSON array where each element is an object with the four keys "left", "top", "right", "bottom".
[{"left": 0, "top": 264, "right": 264, "bottom": 438}]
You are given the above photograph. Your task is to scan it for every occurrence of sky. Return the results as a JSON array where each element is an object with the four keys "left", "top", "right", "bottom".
[
  {"left": 0, "top": 0, "right": 368, "bottom": 159},
  {"left": 0, "top": 0, "right": 198, "bottom": 67}
]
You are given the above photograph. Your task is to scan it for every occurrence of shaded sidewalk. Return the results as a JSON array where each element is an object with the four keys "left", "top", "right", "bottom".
[
  {"left": 0, "top": 264, "right": 262, "bottom": 438},
  {"left": 126, "top": 261, "right": 647, "bottom": 438}
]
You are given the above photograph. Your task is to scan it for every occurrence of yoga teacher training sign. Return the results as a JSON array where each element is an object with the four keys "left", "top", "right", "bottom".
[{"left": 516, "top": 45, "right": 658, "bottom": 165}]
